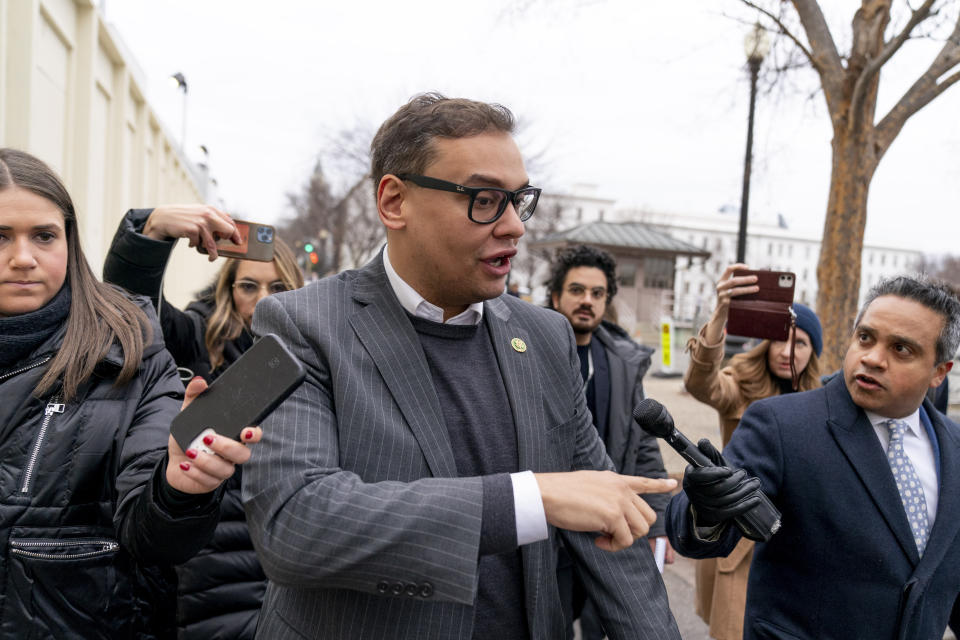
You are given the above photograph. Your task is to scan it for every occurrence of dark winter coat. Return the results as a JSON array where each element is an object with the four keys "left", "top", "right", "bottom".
[
  {"left": 104, "top": 209, "right": 266, "bottom": 639},
  {"left": 0, "top": 297, "right": 220, "bottom": 639},
  {"left": 591, "top": 321, "right": 668, "bottom": 532}
]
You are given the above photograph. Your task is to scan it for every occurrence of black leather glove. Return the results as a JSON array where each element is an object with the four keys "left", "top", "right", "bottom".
[{"left": 683, "top": 439, "right": 762, "bottom": 527}]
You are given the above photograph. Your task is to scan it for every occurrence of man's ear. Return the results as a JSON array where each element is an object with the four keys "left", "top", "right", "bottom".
[
  {"left": 931, "top": 359, "right": 953, "bottom": 389},
  {"left": 551, "top": 291, "right": 560, "bottom": 309},
  {"left": 378, "top": 175, "right": 405, "bottom": 231}
]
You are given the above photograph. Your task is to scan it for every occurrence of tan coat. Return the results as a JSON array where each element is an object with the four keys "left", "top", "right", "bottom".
[{"left": 683, "top": 328, "right": 754, "bottom": 640}]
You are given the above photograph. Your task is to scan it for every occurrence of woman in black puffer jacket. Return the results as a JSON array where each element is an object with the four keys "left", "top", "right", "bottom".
[
  {"left": 104, "top": 205, "right": 304, "bottom": 639},
  {"left": 0, "top": 149, "right": 261, "bottom": 639}
]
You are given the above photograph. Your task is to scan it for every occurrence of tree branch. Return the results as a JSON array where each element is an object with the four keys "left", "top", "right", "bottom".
[
  {"left": 739, "top": 0, "right": 816, "bottom": 65},
  {"left": 849, "top": 0, "right": 936, "bottom": 132},
  {"left": 790, "top": 0, "right": 847, "bottom": 110},
  {"left": 876, "top": 63, "right": 960, "bottom": 158}
]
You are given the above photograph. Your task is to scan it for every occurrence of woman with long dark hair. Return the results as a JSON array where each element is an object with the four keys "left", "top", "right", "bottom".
[
  {"left": 104, "top": 204, "right": 304, "bottom": 639},
  {"left": 0, "top": 148, "right": 260, "bottom": 638},
  {"left": 684, "top": 264, "right": 823, "bottom": 640}
]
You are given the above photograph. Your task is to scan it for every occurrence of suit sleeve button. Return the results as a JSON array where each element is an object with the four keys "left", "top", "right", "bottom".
[
  {"left": 391, "top": 582, "right": 404, "bottom": 596},
  {"left": 376, "top": 581, "right": 389, "bottom": 594},
  {"left": 419, "top": 582, "right": 434, "bottom": 598},
  {"left": 405, "top": 583, "right": 418, "bottom": 596}
]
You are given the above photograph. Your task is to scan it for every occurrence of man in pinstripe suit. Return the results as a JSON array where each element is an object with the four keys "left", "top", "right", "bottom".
[{"left": 244, "top": 93, "right": 681, "bottom": 640}]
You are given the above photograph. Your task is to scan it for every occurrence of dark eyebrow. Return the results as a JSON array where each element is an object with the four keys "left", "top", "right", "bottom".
[
  {"left": 0, "top": 223, "right": 63, "bottom": 232},
  {"left": 889, "top": 332, "right": 923, "bottom": 352},
  {"left": 567, "top": 281, "right": 605, "bottom": 291},
  {"left": 856, "top": 323, "right": 924, "bottom": 352},
  {"left": 463, "top": 173, "right": 531, "bottom": 190}
]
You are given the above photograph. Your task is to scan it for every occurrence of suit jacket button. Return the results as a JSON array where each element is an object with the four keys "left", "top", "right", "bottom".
[
  {"left": 391, "top": 582, "right": 404, "bottom": 596},
  {"left": 405, "top": 583, "right": 418, "bottom": 597},
  {"left": 376, "top": 580, "right": 389, "bottom": 594},
  {"left": 419, "top": 582, "right": 434, "bottom": 598}
]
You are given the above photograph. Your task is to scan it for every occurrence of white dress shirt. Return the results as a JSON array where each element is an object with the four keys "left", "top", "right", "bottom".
[
  {"left": 382, "top": 246, "right": 549, "bottom": 545},
  {"left": 866, "top": 409, "right": 939, "bottom": 526}
]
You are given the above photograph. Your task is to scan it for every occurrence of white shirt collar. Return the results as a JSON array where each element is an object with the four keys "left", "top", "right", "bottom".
[
  {"left": 865, "top": 408, "right": 923, "bottom": 439},
  {"left": 382, "top": 245, "right": 483, "bottom": 326}
]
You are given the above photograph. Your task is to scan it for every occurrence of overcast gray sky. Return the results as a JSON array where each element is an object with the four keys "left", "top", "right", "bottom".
[{"left": 104, "top": 0, "right": 959, "bottom": 254}]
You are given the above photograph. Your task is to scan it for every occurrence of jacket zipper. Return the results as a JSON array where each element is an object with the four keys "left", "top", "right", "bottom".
[
  {"left": 21, "top": 393, "right": 65, "bottom": 494},
  {"left": 0, "top": 356, "right": 52, "bottom": 383},
  {"left": 10, "top": 539, "right": 119, "bottom": 560}
]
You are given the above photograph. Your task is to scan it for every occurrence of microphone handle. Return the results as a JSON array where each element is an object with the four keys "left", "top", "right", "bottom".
[
  {"left": 733, "top": 492, "right": 782, "bottom": 542},
  {"left": 662, "top": 430, "right": 714, "bottom": 468},
  {"left": 664, "top": 427, "right": 782, "bottom": 542}
]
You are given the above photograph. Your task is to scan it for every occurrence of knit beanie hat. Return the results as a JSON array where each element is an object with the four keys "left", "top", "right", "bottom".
[{"left": 792, "top": 303, "right": 823, "bottom": 356}]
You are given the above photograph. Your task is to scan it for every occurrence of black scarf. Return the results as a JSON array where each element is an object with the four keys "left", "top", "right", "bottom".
[{"left": 0, "top": 284, "right": 72, "bottom": 371}]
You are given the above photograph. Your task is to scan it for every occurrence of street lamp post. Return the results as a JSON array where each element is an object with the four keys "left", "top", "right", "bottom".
[
  {"left": 736, "top": 23, "right": 770, "bottom": 264},
  {"left": 169, "top": 72, "right": 188, "bottom": 150}
]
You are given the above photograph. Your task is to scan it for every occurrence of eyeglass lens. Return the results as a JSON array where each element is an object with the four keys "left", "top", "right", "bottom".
[
  {"left": 235, "top": 281, "right": 288, "bottom": 295},
  {"left": 471, "top": 188, "right": 539, "bottom": 223}
]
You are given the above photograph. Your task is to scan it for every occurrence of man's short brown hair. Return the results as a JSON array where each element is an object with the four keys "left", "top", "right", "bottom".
[{"left": 369, "top": 92, "right": 515, "bottom": 195}]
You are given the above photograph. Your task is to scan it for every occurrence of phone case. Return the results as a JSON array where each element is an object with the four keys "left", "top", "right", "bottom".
[
  {"left": 198, "top": 219, "right": 276, "bottom": 262},
  {"left": 726, "top": 270, "right": 796, "bottom": 341},
  {"left": 170, "top": 334, "right": 305, "bottom": 452}
]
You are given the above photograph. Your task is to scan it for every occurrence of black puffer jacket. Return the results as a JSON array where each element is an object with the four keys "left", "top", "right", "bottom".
[
  {"left": 0, "top": 297, "right": 220, "bottom": 639},
  {"left": 104, "top": 209, "right": 266, "bottom": 639}
]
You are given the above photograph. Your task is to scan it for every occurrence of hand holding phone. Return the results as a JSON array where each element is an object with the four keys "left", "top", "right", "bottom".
[
  {"left": 170, "top": 334, "right": 305, "bottom": 453},
  {"left": 725, "top": 269, "right": 796, "bottom": 341},
  {"left": 196, "top": 219, "right": 277, "bottom": 262}
]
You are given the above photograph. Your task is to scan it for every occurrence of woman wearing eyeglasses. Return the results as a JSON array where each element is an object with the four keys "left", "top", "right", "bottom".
[{"left": 103, "top": 205, "right": 304, "bottom": 640}]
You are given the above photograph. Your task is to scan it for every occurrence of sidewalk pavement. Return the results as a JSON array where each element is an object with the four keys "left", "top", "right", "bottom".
[{"left": 645, "top": 374, "right": 718, "bottom": 639}]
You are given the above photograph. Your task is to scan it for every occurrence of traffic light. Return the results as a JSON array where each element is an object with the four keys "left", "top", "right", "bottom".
[
  {"left": 304, "top": 242, "right": 315, "bottom": 253},
  {"left": 309, "top": 251, "right": 319, "bottom": 265}
]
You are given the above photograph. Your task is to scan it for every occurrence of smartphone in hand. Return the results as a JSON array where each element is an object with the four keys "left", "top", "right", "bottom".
[
  {"left": 170, "top": 334, "right": 305, "bottom": 453},
  {"left": 197, "top": 219, "right": 276, "bottom": 262},
  {"left": 726, "top": 269, "right": 796, "bottom": 341}
]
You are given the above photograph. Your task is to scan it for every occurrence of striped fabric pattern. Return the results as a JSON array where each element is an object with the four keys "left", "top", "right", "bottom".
[{"left": 244, "top": 255, "right": 679, "bottom": 639}]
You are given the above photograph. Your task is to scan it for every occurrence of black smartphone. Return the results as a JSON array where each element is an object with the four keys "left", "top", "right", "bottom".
[
  {"left": 170, "top": 334, "right": 305, "bottom": 453},
  {"left": 197, "top": 219, "right": 276, "bottom": 262},
  {"left": 726, "top": 269, "right": 796, "bottom": 341}
]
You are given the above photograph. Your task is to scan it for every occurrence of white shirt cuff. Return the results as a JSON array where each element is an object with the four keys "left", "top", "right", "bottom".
[{"left": 511, "top": 471, "right": 549, "bottom": 545}]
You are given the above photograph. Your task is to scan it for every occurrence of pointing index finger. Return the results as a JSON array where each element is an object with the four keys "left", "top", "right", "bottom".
[{"left": 625, "top": 476, "right": 678, "bottom": 494}]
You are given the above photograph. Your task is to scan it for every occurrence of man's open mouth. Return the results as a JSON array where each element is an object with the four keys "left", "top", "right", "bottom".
[{"left": 855, "top": 373, "right": 882, "bottom": 389}]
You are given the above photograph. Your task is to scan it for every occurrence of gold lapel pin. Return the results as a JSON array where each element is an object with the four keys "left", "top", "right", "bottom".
[{"left": 511, "top": 338, "right": 527, "bottom": 353}]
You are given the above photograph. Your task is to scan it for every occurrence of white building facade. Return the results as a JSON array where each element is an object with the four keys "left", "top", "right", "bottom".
[{"left": 620, "top": 208, "right": 923, "bottom": 329}]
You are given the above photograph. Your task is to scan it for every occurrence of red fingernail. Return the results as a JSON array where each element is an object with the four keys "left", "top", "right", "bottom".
[
  {"left": 244, "top": 430, "right": 253, "bottom": 440},
  {"left": 179, "top": 462, "right": 191, "bottom": 471},
  {"left": 203, "top": 435, "right": 215, "bottom": 446},
  {"left": 185, "top": 449, "right": 198, "bottom": 459}
]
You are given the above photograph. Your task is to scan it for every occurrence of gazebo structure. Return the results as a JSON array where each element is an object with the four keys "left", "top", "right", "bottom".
[{"left": 531, "top": 221, "right": 710, "bottom": 346}]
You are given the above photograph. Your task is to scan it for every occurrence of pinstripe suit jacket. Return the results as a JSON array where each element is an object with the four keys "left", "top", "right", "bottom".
[{"left": 244, "top": 255, "right": 680, "bottom": 640}]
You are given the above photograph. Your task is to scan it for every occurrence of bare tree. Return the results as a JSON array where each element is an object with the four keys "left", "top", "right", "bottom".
[
  {"left": 281, "top": 160, "right": 337, "bottom": 272},
  {"left": 918, "top": 253, "right": 960, "bottom": 290},
  {"left": 282, "top": 124, "right": 385, "bottom": 274},
  {"left": 740, "top": 0, "right": 960, "bottom": 370},
  {"left": 512, "top": 199, "right": 566, "bottom": 295}
]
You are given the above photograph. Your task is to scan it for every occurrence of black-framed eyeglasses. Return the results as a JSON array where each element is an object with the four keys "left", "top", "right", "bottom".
[{"left": 396, "top": 174, "right": 541, "bottom": 224}]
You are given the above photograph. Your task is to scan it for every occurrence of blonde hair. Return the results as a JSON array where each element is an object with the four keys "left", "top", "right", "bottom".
[
  {"left": 205, "top": 238, "right": 304, "bottom": 371},
  {"left": 727, "top": 339, "right": 821, "bottom": 406}
]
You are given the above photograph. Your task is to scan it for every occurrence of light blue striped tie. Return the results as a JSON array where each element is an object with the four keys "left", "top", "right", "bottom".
[{"left": 884, "top": 419, "right": 930, "bottom": 555}]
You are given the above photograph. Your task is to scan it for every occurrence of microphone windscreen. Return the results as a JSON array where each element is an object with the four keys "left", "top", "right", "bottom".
[{"left": 633, "top": 397, "right": 674, "bottom": 438}]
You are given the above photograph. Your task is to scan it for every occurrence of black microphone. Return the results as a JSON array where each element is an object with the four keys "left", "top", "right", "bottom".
[{"left": 634, "top": 398, "right": 782, "bottom": 542}]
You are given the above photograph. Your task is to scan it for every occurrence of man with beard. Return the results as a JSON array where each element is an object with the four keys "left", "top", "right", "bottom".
[{"left": 546, "top": 244, "right": 672, "bottom": 640}]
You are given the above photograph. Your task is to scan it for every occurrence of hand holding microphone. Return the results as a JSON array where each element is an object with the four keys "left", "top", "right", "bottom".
[{"left": 633, "top": 398, "right": 781, "bottom": 542}]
